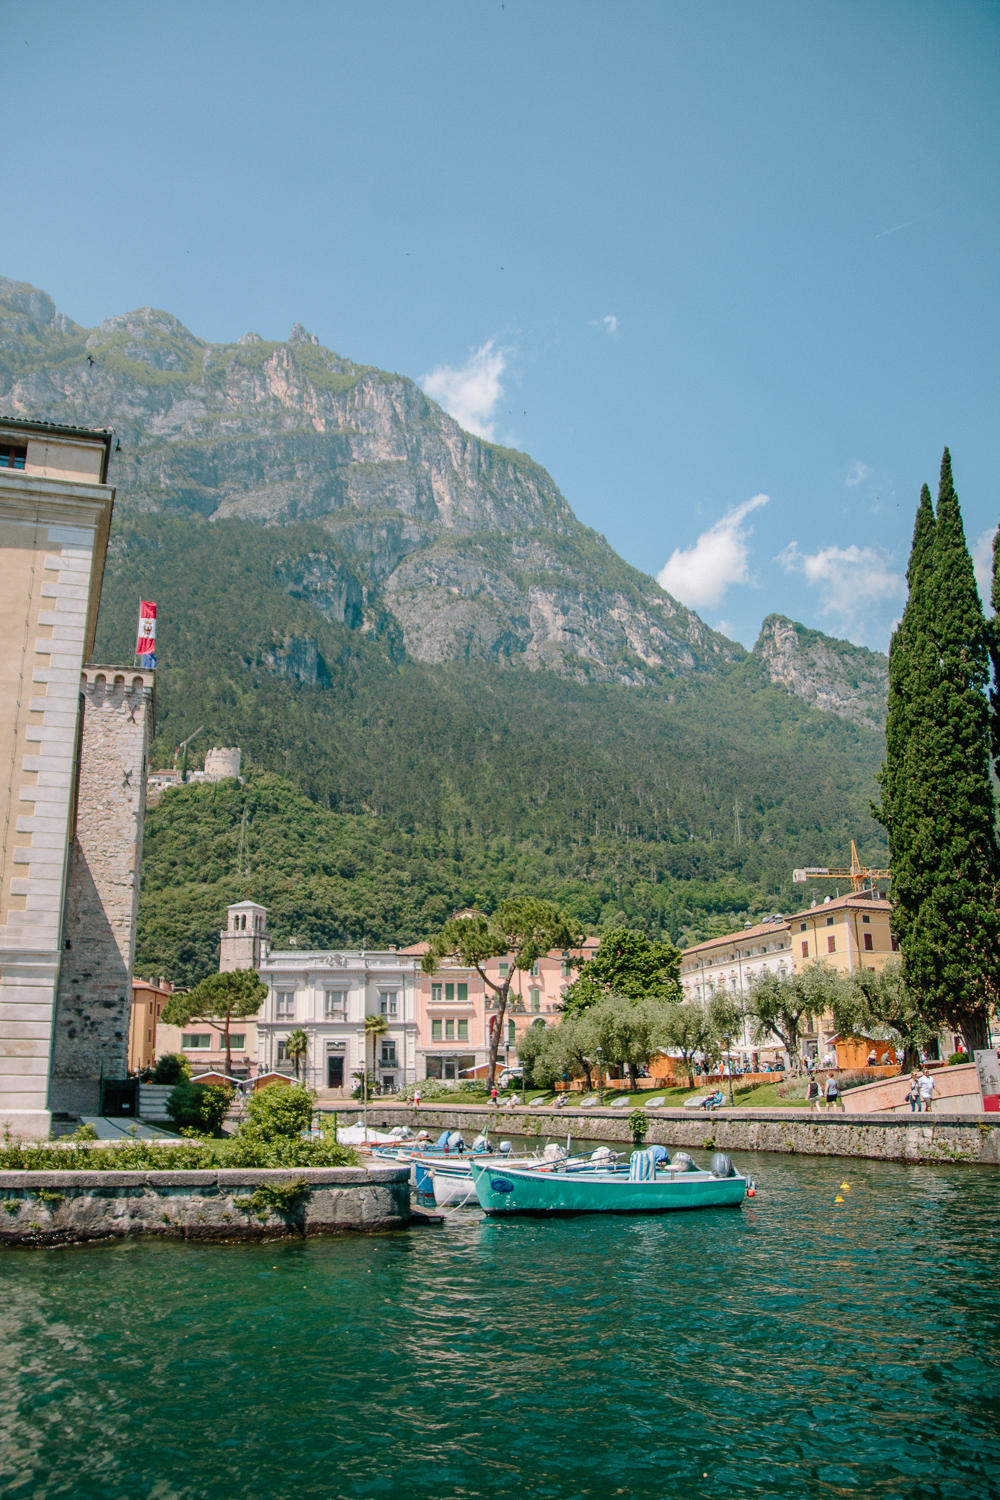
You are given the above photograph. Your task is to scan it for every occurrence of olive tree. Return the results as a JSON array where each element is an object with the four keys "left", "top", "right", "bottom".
[
  {"left": 830, "top": 961, "right": 937, "bottom": 1072},
  {"left": 745, "top": 966, "right": 844, "bottom": 1072},
  {"left": 653, "top": 1001, "right": 714, "bottom": 1088}
]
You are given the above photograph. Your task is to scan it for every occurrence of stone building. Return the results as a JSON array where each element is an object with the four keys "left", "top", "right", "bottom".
[
  {"left": 0, "top": 416, "right": 153, "bottom": 1137},
  {"left": 50, "top": 665, "right": 155, "bottom": 1113}
]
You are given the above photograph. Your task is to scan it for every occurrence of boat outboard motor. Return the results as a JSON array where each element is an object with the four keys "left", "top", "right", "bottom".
[
  {"left": 671, "top": 1151, "right": 697, "bottom": 1172},
  {"left": 472, "top": 1134, "right": 490, "bottom": 1153},
  {"left": 498, "top": 1140, "right": 513, "bottom": 1155},
  {"left": 435, "top": 1130, "right": 451, "bottom": 1148},
  {"left": 448, "top": 1131, "right": 465, "bottom": 1153},
  {"left": 647, "top": 1144, "right": 670, "bottom": 1168},
  {"left": 710, "top": 1152, "right": 736, "bottom": 1178}
]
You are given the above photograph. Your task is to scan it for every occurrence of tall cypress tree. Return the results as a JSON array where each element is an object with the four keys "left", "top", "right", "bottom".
[
  {"left": 877, "top": 451, "right": 1000, "bottom": 1052},
  {"left": 990, "top": 524, "right": 1000, "bottom": 774}
]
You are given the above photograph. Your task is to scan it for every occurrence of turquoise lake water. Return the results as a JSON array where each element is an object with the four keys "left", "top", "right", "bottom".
[{"left": 1, "top": 1151, "right": 998, "bottom": 1500}]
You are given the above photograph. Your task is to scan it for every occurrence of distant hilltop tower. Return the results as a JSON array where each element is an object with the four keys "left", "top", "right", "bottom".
[
  {"left": 220, "top": 900, "right": 268, "bottom": 972},
  {"left": 204, "top": 746, "right": 241, "bottom": 781}
]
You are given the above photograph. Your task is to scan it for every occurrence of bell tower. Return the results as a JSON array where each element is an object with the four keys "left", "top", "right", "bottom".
[{"left": 220, "top": 900, "right": 268, "bottom": 972}]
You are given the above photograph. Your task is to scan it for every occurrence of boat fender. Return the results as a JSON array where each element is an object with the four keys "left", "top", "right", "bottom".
[
  {"left": 710, "top": 1152, "right": 735, "bottom": 1178},
  {"left": 671, "top": 1151, "right": 697, "bottom": 1172}
]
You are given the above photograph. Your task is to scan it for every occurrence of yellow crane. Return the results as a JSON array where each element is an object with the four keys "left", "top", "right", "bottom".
[{"left": 793, "top": 840, "right": 890, "bottom": 894}]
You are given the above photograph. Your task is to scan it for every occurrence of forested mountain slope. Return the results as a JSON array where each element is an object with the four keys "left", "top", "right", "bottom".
[{"left": 1, "top": 275, "right": 889, "bottom": 978}]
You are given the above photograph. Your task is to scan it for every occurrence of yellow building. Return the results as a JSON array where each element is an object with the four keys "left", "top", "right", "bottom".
[
  {"left": 791, "top": 892, "right": 897, "bottom": 976},
  {"left": 129, "top": 977, "right": 172, "bottom": 1073}
]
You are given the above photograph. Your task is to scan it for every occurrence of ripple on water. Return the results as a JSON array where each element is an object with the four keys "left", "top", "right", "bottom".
[{"left": 0, "top": 1152, "right": 997, "bottom": 1500}]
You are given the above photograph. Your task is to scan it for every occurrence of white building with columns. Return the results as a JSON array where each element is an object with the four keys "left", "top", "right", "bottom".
[{"left": 256, "top": 944, "right": 420, "bottom": 1095}]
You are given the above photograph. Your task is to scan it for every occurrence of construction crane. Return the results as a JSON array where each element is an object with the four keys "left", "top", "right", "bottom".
[{"left": 793, "top": 840, "right": 890, "bottom": 894}]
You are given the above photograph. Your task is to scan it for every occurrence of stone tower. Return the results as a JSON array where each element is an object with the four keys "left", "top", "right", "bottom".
[
  {"left": 204, "top": 746, "right": 241, "bottom": 781},
  {"left": 220, "top": 900, "right": 268, "bottom": 973},
  {"left": 49, "top": 666, "right": 155, "bottom": 1115}
]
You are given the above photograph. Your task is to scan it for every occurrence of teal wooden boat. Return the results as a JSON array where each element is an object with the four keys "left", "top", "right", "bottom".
[{"left": 470, "top": 1153, "right": 749, "bottom": 1216}]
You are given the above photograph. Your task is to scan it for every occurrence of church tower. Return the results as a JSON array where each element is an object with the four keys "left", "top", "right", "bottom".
[{"left": 220, "top": 901, "right": 268, "bottom": 972}]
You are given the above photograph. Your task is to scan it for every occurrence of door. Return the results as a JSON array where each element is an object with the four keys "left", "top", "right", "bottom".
[{"left": 327, "top": 1056, "right": 344, "bottom": 1089}]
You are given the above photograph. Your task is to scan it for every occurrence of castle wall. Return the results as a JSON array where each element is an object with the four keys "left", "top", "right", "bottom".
[{"left": 49, "top": 667, "right": 154, "bottom": 1115}]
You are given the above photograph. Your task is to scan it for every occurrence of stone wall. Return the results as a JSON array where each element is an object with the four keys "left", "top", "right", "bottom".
[
  {"left": 49, "top": 667, "right": 154, "bottom": 1114},
  {"left": 332, "top": 1102, "right": 1000, "bottom": 1167},
  {"left": 0, "top": 1163, "right": 411, "bottom": 1245}
]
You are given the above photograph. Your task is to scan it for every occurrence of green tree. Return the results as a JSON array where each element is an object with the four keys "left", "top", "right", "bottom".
[
  {"left": 514, "top": 1019, "right": 550, "bottom": 1087},
  {"left": 876, "top": 450, "right": 1000, "bottom": 1052},
  {"left": 561, "top": 926, "right": 682, "bottom": 1015},
  {"left": 745, "top": 966, "right": 843, "bottom": 1072},
  {"left": 161, "top": 968, "right": 267, "bottom": 1076},
  {"left": 653, "top": 1001, "right": 714, "bottom": 1088},
  {"left": 423, "top": 898, "right": 583, "bottom": 1087},
  {"left": 530, "top": 1011, "right": 600, "bottom": 1091},
  {"left": 829, "top": 961, "right": 937, "bottom": 1073},
  {"left": 285, "top": 1028, "right": 309, "bottom": 1080},
  {"left": 586, "top": 993, "right": 657, "bottom": 1092},
  {"left": 166, "top": 1079, "right": 233, "bottom": 1135},
  {"left": 240, "top": 1082, "right": 315, "bottom": 1141},
  {"left": 991, "top": 524, "right": 1000, "bottom": 777}
]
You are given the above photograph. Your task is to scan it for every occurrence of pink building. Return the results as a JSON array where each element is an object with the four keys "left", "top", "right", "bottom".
[{"left": 404, "top": 937, "right": 600, "bottom": 1081}]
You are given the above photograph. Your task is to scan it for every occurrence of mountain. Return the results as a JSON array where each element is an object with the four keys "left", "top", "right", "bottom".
[
  {"left": 0, "top": 276, "right": 735, "bottom": 688},
  {"left": 1, "top": 276, "right": 891, "bottom": 976},
  {"left": 753, "top": 615, "right": 889, "bottom": 729}
]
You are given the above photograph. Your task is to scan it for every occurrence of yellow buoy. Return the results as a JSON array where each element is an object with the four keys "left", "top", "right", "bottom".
[
  {"left": 835, "top": 1195, "right": 844, "bottom": 1202},
  {"left": 840, "top": 1182, "right": 850, "bottom": 1191}
]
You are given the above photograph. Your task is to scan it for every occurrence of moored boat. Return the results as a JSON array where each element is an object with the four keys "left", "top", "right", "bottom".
[{"left": 470, "top": 1150, "right": 749, "bottom": 1216}]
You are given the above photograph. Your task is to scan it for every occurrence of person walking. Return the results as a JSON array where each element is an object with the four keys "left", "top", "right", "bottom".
[
  {"left": 918, "top": 1069, "right": 937, "bottom": 1114},
  {"left": 824, "top": 1072, "right": 842, "bottom": 1111},
  {"left": 490, "top": 1084, "right": 499, "bottom": 1106},
  {"left": 413, "top": 1086, "right": 421, "bottom": 1108},
  {"left": 906, "top": 1072, "right": 921, "bottom": 1111},
  {"left": 807, "top": 1074, "right": 820, "bottom": 1109}
]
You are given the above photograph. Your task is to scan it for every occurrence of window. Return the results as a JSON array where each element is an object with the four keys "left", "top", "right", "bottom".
[
  {"left": 445, "top": 983, "right": 454, "bottom": 1001},
  {"left": 863, "top": 933, "right": 874, "bottom": 951},
  {"left": 381, "top": 1042, "right": 397, "bottom": 1066},
  {"left": 379, "top": 991, "right": 397, "bottom": 1017},
  {"left": 529, "top": 988, "right": 540, "bottom": 1013},
  {"left": 561, "top": 961, "right": 572, "bottom": 978},
  {"left": 0, "top": 444, "right": 27, "bottom": 470},
  {"left": 799, "top": 922, "right": 807, "bottom": 932},
  {"left": 801, "top": 941, "right": 809, "bottom": 958},
  {"left": 530, "top": 962, "right": 540, "bottom": 977},
  {"left": 890, "top": 936, "right": 900, "bottom": 952},
  {"left": 276, "top": 993, "right": 295, "bottom": 1019},
  {"left": 431, "top": 1019, "right": 442, "bottom": 1040},
  {"left": 457, "top": 982, "right": 468, "bottom": 1003},
  {"left": 827, "top": 936, "right": 836, "bottom": 954},
  {"left": 457, "top": 1018, "right": 468, "bottom": 1041},
  {"left": 431, "top": 984, "right": 442, "bottom": 1003},
  {"left": 228, "top": 1034, "right": 246, "bottom": 1050},
  {"left": 324, "top": 991, "right": 346, "bottom": 1018},
  {"left": 445, "top": 1019, "right": 455, "bottom": 1040},
  {"left": 277, "top": 1041, "right": 288, "bottom": 1062},
  {"left": 862, "top": 915, "right": 871, "bottom": 925},
  {"left": 182, "top": 1034, "right": 211, "bottom": 1049},
  {"left": 498, "top": 961, "right": 509, "bottom": 977},
  {"left": 508, "top": 1020, "right": 516, "bottom": 1044},
  {"left": 826, "top": 916, "right": 834, "bottom": 926}
]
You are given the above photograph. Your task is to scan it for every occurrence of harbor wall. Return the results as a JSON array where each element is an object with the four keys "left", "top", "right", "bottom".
[
  {"left": 0, "top": 1164, "right": 412, "bottom": 1247},
  {"left": 332, "top": 1103, "right": 1000, "bottom": 1167}
]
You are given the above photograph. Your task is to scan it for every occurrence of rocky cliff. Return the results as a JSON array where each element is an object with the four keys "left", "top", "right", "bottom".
[
  {"left": 0, "top": 277, "right": 737, "bottom": 688},
  {"left": 753, "top": 614, "right": 888, "bottom": 728}
]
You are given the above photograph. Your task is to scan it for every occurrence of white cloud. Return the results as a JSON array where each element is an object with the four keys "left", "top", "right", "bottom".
[
  {"left": 972, "top": 527, "right": 997, "bottom": 614},
  {"left": 846, "top": 461, "right": 870, "bottom": 488},
  {"left": 589, "top": 314, "right": 618, "bottom": 334},
  {"left": 780, "top": 541, "right": 905, "bottom": 642},
  {"left": 420, "top": 340, "right": 506, "bottom": 439},
  {"left": 657, "top": 494, "right": 769, "bottom": 609}
]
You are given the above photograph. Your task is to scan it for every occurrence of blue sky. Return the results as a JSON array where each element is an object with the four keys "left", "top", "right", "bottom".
[{"left": 5, "top": 0, "right": 998, "bottom": 649}]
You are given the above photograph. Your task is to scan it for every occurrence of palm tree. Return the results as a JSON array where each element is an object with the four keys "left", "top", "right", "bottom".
[
  {"left": 286, "top": 1028, "right": 309, "bottom": 1081},
  {"left": 363, "top": 1014, "right": 389, "bottom": 1142}
]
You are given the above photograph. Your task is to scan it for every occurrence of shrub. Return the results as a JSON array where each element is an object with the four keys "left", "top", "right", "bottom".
[
  {"left": 0, "top": 1136, "right": 357, "bottom": 1172},
  {"left": 629, "top": 1108, "right": 649, "bottom": 1140},
  {"left": 947, "top": 1051, "right": 969, "bottom": 1066},
  {"left": 166, "top": 1079, "right": 232, "bottom": 1134},
  {"left": 240, "top": 1083, "right": 315, "bottom": 1142},
  {"left": 152, "top": 1054, "right": 189, "bottom": 1085}
]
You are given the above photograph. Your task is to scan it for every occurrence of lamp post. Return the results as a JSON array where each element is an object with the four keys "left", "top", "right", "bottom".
[{"left": 596, "top": 1046, "right": 604, "bottom": 1106}]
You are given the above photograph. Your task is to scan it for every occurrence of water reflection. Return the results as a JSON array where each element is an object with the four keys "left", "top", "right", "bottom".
[{"left": 0, "top": 1153, "right": 996, "bottom": 1498}]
